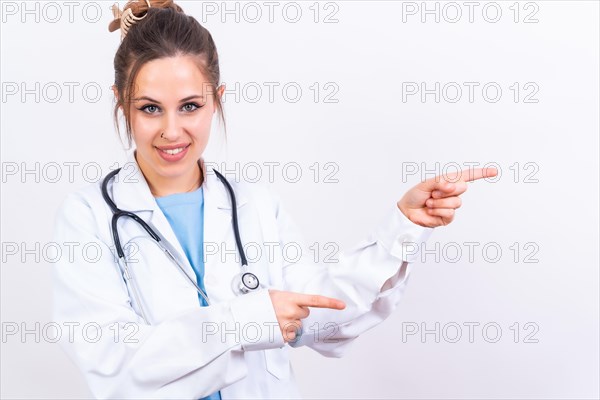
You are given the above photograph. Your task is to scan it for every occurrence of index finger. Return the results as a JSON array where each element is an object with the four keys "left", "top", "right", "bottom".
[
  {"left": 445, "top": 167, "right": 498, "bottom": 183},
  {"left": 293, "top": 293, "right": 346, "bottom": 310}
]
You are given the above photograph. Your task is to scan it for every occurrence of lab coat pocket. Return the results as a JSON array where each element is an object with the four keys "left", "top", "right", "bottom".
[{"left": 264, "top": 346, "right": 291, "bottom": 380}]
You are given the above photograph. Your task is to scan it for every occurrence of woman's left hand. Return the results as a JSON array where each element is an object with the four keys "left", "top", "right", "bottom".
[{"left": 397, "top": 167, "right": 498, "bottom": 228}]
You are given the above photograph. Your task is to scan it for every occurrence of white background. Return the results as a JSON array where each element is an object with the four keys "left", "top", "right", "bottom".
[{"left": 1, "top": 0, "right": 599, "bottom": 398}]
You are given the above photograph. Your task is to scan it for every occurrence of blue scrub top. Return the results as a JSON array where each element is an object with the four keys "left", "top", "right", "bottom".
[{"left": 155, "top": 187, "right": 222, "bottom": 400}]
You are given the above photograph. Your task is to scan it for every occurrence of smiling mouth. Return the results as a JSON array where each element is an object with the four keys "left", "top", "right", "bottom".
[{"left": 156, "top": 144, "right": 191, "bottom": 155}]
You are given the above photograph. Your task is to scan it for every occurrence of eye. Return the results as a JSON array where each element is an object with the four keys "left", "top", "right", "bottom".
[
  {"left": 182, "top": 102, "right": 201, "bottom": 112},
  {"left": 139, "top": 104, "right": 160, "bottom": 114}
]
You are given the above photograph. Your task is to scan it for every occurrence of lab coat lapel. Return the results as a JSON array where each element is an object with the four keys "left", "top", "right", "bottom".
[
  {"left": 111, "top": 150, "right": 157, "bottom": 213},
  {"left": 110, "top": 151, "right": 249, "bottom": 285},
  {"left": 203, "top": 163, "right": 249, "bottom": 271},
  {"left": 111, "top": 151, "right": 195, "bottom": 279}
]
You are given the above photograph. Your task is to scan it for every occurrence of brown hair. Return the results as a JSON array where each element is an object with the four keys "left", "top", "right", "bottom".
[{"left": 110, "top": 0, "right": 225, "bottom": 148}]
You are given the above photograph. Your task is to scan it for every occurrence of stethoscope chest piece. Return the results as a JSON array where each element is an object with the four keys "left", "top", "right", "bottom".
[{"left": 234, "top": 271, "right": 260, "bottom": 294}]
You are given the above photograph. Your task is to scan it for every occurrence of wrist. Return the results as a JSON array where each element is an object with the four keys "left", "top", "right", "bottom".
[{"left": 396, "top": 200, "right": 411, "bottom": 222}]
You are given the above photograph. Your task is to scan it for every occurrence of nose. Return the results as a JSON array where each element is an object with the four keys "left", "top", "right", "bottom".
[{"left": 160, "top": 111, "right": 184, "bottom": 140}]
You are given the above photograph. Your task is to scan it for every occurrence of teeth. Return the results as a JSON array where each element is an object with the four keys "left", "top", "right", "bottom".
[{"left": 161, "top": 147, "right": 186, "bottom": 155}]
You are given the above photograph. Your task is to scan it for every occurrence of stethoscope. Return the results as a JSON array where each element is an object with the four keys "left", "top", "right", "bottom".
[{"left": 101, "top": 167, "right": 261, "bottom": 324}]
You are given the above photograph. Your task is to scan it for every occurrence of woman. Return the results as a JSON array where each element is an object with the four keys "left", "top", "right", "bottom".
[{"left": 52, "top": 0, "right": 496, "bottom": 398}]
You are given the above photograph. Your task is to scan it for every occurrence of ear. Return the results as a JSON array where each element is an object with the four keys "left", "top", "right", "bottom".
[
  {"left": 213, "top": 84, "right": 225, "bottom": 114},
  {"left": 216, "top": 84, "right": 225, "bottom": 100}
]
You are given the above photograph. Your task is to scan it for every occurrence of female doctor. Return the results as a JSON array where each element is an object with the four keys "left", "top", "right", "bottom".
[{"left": 52, "top": 0, "right": 497, "bottom": 399}]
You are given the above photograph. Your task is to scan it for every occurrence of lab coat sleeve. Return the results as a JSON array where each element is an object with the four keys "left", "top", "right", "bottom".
[
  {"left": 51, "top": 191, "right": 284, "bottom": 400},
  {"left": 268, "top": 189, "right": 434, "bottom": 357}
]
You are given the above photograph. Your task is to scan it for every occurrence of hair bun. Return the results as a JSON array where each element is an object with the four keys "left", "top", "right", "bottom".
[{"left": 108, "top": 0, "right": 184, "bottom": 39}]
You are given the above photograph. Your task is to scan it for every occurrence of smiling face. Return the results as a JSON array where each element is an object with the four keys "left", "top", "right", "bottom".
[{"left": 123, "top": 55, "right": 223, "bottom": 197}]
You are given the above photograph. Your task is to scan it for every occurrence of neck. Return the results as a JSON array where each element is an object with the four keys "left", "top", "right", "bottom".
[{"left": 135, "top": 151, "right": 204, "bottom": 198}]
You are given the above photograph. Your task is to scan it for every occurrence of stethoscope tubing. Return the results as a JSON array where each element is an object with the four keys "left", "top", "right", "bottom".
[{"left": 101, "top": 166, "right": 250, "bottom": 322}]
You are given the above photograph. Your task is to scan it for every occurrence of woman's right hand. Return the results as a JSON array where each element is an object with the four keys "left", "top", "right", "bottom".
[{"left": 268, "top": 289, "right": 346, "bottom": 343}]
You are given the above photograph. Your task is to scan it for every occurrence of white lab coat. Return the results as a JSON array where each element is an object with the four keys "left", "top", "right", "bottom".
[{"left": 51, "top": 150, "right": 433, "bottom": 399}]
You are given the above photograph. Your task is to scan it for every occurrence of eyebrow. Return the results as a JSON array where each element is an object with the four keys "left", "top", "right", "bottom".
[{"left": 132, "top": 95, "right": 204, "bottom": 103}]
